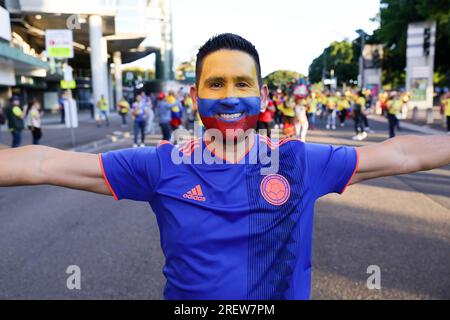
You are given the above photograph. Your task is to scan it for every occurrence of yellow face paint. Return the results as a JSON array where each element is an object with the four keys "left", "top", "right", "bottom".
[{"left": 198, "top": 50, "right": 260, "bottom": 100}]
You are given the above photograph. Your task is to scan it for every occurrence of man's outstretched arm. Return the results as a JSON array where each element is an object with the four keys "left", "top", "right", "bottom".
[
  {"left": 0, "top": 145, "right": 111, "bottom": 196},
  {"left": 351, "top": 135, "right": 450, "bottom": 185}
]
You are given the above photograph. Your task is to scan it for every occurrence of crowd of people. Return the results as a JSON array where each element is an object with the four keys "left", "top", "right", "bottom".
[
  {"left": 112, "top": 85, "right": 450, "bottom": 147},
  {"left": 1, "top": 85, "right": 449, "bottom": 149},
  {"left": 114, "top": 89, "right": 196, "bottom": 147},
  {"left": 0, "top": 96, "right": 44, "bottom": 148},
  {"left": 256, "top": 86, "right": 416, "bottom": 142}
]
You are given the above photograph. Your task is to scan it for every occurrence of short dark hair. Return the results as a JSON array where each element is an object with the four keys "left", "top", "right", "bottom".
[{"left": 195, "top": 33, "right": 262, "bottom": 88}]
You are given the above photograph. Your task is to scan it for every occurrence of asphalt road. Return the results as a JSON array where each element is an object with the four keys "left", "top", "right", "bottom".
[{"left": 0, "top": 112, "right": 448, "bottom": 299}]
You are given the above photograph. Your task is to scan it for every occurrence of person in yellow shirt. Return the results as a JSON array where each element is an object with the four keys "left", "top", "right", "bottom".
[
  {"left": 441, "top": 91, "right": 450, "bottom": 134},
  {"left": 325, "top": 92, "right": 337, "bottom": 130},
  {"left": 117, "top": 97, "right": 130, "bottom": 127},
  {"left": 445, "top": 98, "right": 450, "bottom": 134},
  {"left": 352, "top": 91, "right": 368, "bottom": 141},
  {"left": 306, "top": 92, "right": 318, "bottom": 129},
  {"left": 4, "top": 96, "right": 25, "bottom": 148},
  {"left": 337, "top": 92, "right": 350, "bottom": 127},
  {"left": 277, "top": 96, "right": 296, "bottom": 137},
  {"left": 387, "top": 92, "right": 403, "bottom": 138},
  {"left": 96, "top": 95, "right": 109, "bottom": 127}
]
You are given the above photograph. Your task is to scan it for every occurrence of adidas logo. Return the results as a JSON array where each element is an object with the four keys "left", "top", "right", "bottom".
[{"left": 183, "top": 184, "right": 206, "bottom": 202}]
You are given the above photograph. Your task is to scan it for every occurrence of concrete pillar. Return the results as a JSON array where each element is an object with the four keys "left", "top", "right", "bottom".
[
  {"left": 159, "top": 0, "right": 174, "bottom": 81},
  {"left": 108, "top": 66, "right": 114, "bottom": 112},
  {"left": 113, "top": 51, "right": 122, "bottom": 107},
  {"left": 89, "top": 15, "right": 109, "bottom": 111}
]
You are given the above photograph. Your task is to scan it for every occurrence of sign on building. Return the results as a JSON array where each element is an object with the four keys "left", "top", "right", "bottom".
[
  {"left": 406, "top": 21, "right": 436, "bottom": 109},
  {"left": 45, "top": 30, "right": 74, "bottom": 59}
]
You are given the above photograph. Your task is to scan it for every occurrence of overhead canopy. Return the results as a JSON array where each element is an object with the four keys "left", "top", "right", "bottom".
[{"left": 10, "top": 13, "right": 158, "bottom": 67}]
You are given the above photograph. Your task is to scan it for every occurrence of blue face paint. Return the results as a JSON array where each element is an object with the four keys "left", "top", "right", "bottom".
[
  {"left": 197, "top": 97, "right": 262, "bottom": 137},
  {"left": 197, "top": 97, "right": 261, "bottom": 118}
]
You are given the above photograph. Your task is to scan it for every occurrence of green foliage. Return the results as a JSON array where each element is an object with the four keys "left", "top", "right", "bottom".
[
  {"left": 308, "top": 41, "right": 359, "bottom": 85},
  {"left": 263, "top": 70, "right": 305, "bottom": 90},
  {"left": 375, "top": 0, "right": 450, "bottom": 87},
  {"left": 308, "top": 0, "right": 450, "bottom": 88}
]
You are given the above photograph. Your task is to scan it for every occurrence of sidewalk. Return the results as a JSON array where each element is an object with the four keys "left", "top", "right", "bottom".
[
  {"left": 401, "top": 106, "right": 447, "bottom": 133},
  {"left": 0, "top": 110, "right": 164, "bottom": 151},
  {"left": 368, "top": 114, "right": 446, "bottom": 135}
]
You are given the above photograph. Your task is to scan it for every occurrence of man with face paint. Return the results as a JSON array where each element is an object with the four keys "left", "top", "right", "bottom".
[{"left": 1, "top": 33, "right": 450, "bottom": 300}]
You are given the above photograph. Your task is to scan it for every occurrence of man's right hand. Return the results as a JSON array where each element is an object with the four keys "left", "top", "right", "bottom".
[{"left": 0, "top": 145, "right": 112, "bottom": 196}]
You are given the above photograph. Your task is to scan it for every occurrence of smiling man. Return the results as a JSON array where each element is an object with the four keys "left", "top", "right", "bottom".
[{"left": 0, "top": 33, "right": 449, "bottom": 300}]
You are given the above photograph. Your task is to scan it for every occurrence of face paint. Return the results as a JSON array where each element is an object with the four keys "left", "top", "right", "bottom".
[
  {"left": 195, "top": 50, "right": 264, "bottom": 140},
  {"left": 197, "top": 96, "right": 261, "bottom": 138}
]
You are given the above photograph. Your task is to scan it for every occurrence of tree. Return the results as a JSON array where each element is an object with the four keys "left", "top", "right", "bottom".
[
  {"left": 373, "top": 0, "right": 450, "bottom": 87},
  {"left": 263, "top": 70, "right": 305, "bottom": 91},
  {"left": 308, "top": 41, "right": 359, "bottom": 85}
]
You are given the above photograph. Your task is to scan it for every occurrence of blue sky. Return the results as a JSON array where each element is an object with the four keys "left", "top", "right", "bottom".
[{"left": 129, "top": 0, "right": 380, "bottom": 77}]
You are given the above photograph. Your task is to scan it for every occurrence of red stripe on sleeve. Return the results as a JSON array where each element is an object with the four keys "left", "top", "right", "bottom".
[{"left": 98, "top": 153, "right": 119, "bottom": 201}]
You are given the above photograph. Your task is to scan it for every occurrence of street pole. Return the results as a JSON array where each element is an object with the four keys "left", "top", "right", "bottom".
[
  {"left": 63, "top": 60, "right": 76, "bottom": 148},
  {"left": 357, "top": 29, "right": 366, "bottom": 90},
  {"left": 66, "top": 89, "right": 76, "bottom": 148}
]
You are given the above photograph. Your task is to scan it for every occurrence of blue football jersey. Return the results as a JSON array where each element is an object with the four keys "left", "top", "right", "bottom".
[{"left": 99, "top": 134, "right": 359, "bottom": 300}]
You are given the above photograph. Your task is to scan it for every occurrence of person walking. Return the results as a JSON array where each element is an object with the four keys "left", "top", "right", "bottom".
[
  {"left": 306, "top": 92, "right": 318, "bottom": 130},
  {"left": 277, "top": 96, "right": 296, "bottom": 137},
  {"left": 294, "top": 98, "right": 309, "bottom": 142},
  {"left": 0, "top": 101, "right": 5, "bottom": 142},
  {"left": 325, "top": 92, "right": 337, "bottom": 130},
  {"left": 131, "top": 95, "right": 147, "bottom": 148},
  {"left": 387, "top": 92, "right": 403, "bottom": 138},
  {"left": 4, "top": 96, "right": 25, "bottom": 148},
  {"left": 337, "top": 92, "right": 350, "bottom": 127},
  {"left": 257, "top": 99, "right": 275, "bottom": 138},
  {"left": 26, "top": 99, "right": 43, "bottom": 145},
  {"left": 96, "top": 95, "right": 109, "bottom": 127},
  {"left": 157, "top": 92, "right": 177, "bottom": 141},
  {"left": 352, "top": 91, "right": 368, "bottom": 141},
  {"left": 145, "top": 94, "right": 155, "bottom": 134},
  {"left": 183, "top": 94, "right": 195, "bottom": 132},
  {"left": 117, "top": 97, "right": 130, "bottom": 127},
  {"left": 441, "top": 91, "right": 450, "bottom": 135}
]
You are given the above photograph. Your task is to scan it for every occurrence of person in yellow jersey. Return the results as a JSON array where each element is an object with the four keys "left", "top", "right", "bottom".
[
  {"left": 379, "top": 91, "right": 389, "bottom": 116},
  {"left": 325, "top": 92, "right": 337, "bottom": 130},
  {"left": 440, "top": 90, "right": 450, "bottom": 135},
  {"left": 306, "top": 92, "right": 318, "bottom": 130},
  {"left": 337, "top": 91, "right": 350, "bottom": 127},
  {"left": 117, "top": 96, "right": 130, "bottom": 127},
  {"left": 277, "top": 95, "right": 296, "bottom": 137},
  {"left": 387, "top": 91, "right": 403, "bottom": 138},
  {"left": 96, "top": 94, "right": 109, "bottom": 127},
  {"left": 352, "top": 91, "right": 368, "bottom": 141},
  {"left": 400, "top": 91, "right": 410, "bottom": 119},
  {"left": 4, "top": 96, "right": 25, "bottom": 147}
]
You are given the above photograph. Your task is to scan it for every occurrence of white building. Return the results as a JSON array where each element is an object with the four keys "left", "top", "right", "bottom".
[{"left": 1, "top": 0, "right": 172, "bottom": 110}]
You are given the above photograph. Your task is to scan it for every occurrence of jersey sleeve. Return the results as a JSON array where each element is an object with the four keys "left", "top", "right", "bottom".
[
  {"left": 304, "top": 143, "right": 359, "bottom": 198},
  {"left": 98, "top": 147, "right": 161, "bottom": 202}
]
